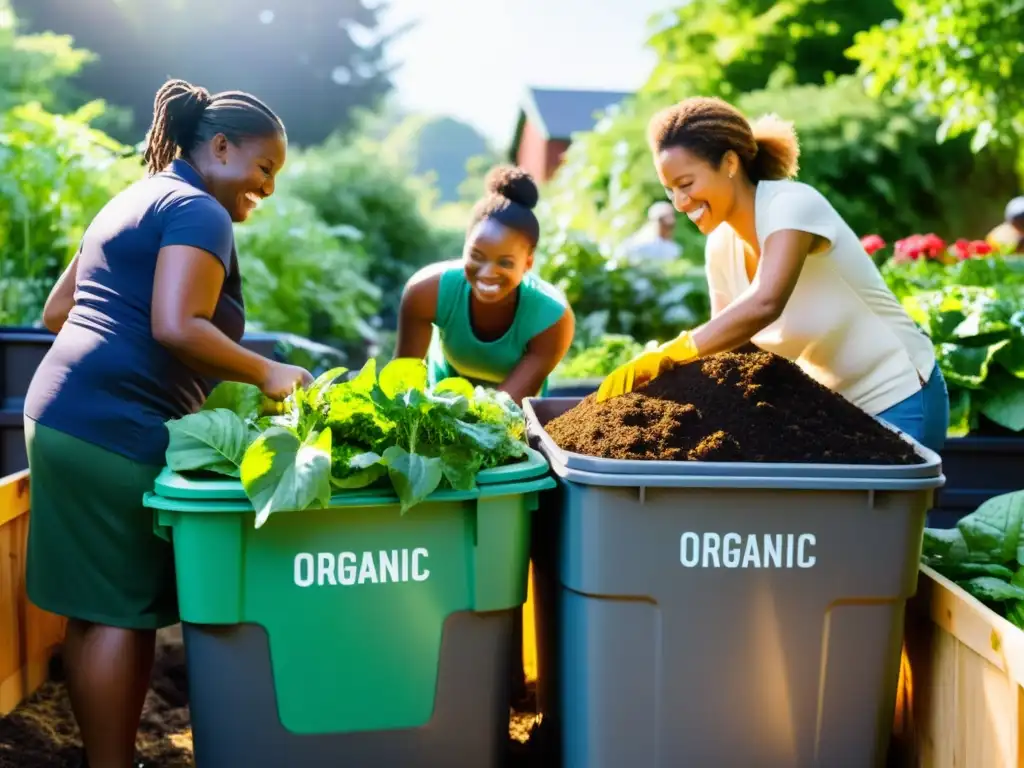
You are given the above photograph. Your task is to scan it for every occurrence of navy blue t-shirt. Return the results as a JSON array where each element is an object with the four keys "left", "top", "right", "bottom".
[{"left": 24, "top": 159, "right": 246, "bottom": 465}]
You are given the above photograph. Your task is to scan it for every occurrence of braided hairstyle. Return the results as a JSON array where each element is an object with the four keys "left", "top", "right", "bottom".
[
  {"left": 647, "top": 96, "right": 800, "bottom": 183},
  {"left": 468, "top": 164, "right": 541, "bottom": 250},
  {"left": 143, "top": 79, "right": 285, "bottom": 176}
]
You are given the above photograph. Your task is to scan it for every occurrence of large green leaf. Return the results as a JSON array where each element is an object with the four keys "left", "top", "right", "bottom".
[
  {"left": 201, "top": 382, "right": 265, "bottom": 421},
  {"left": 241, "top": 427, "right": 333, "bottom": 528},
  {"left": 921, "top": 526, "right": 969, "bottom": 564},
  {"left": 957, "top": 489, "right": 1024, "bottom": 564},
  {"left": 434, "top": 377, "right": 476, "bottom": 399},
  {"left": 440, "top": 444, "right": 480, "bottom": 492},
  {"left": 962, "top": 577, "right": 1024, "bottom": 604},
  {"left": 378, "top": 358, "right": 428, "bottom": 398},
  {"left": 937, "top": 340, "right": 1011, "bottom": 389},
  {"left": 381, "top": 445, "right": 443, "bottom": 514},
  {"left": 166, "top": 409, "right": 250, "bottom": 477},
  {"left": 979, "top": 372, "right": 1024, "bottom": 432},
  {"left": 329, "top": 446, "right": 386, "bottom": 490}
]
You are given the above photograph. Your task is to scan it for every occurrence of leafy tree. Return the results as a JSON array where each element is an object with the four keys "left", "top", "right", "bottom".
[
  {"left": 274, "top": 130, "right": 458, "bottom": 330},
  {"left": 644, "top": 0, "right": 898, "bottom": 99},
  {"left": 0, "top": 0, "right": 139, "bottom": 325},
  {"left": 0, "top": 0, "right": 95, "bottom": 111},
  {"left": 10, "top": 0, "right": 399, "bottom": 145},
  {"left": 848, "top": 0, "right": 1024, "bottom": 159}
]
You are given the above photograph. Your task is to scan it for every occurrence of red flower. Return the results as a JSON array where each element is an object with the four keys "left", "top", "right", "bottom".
[
  {"left": 860, "top": 234, "right": 886, "bottom": 255},
  {"left": 951, "top": 238, "right": 994, "bottom": 259},
  {"left": 952, "top": 238, "right": 972, "bottom": 260},
  {"left": 894, "top": 233, "right": 946, "bottom": 262}
]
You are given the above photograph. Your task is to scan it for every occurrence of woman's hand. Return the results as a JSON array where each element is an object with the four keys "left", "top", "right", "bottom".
[
  {"left": 260, "top": 361, "right": 314, "bottom": 401},
  {"left": 596, "top": 332, "right": 698, "bottom": 402}
]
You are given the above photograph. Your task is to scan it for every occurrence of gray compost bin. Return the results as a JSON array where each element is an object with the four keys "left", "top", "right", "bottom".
[{"left": 522, "top": 396, "right": 945, "bottom": 768}]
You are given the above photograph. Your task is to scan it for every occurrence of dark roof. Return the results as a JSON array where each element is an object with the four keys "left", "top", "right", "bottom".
[{"left": 508, "top": 86, "right": 632, "bottom": 159}]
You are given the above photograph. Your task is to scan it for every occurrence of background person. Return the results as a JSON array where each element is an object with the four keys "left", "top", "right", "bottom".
[
  {"left": 620, "top": 200, "right": 684, "bottom": 264},
  {"left": 986, "top": 195, "right": 1024, "bottom": 254}
]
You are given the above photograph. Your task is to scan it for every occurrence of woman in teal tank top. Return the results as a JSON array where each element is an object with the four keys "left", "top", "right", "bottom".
[{"left": 396, "top": 164, "right": 575, "bottom": 402}]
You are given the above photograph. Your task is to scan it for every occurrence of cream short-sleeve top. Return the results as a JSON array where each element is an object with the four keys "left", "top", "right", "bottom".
[{"left": 704, "top": 179, "right": 935, "bottom": 415}]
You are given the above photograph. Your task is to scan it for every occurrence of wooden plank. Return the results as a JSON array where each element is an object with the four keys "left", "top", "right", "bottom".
[
  {"left": 899, "top": 566, "right": 1024, "bottom": 768},
  {"left": 0, "top": 471, "right": 66, "bottom": 716},
  {"left": 0, "top": 470, "right": 29, "bottom": 527}
]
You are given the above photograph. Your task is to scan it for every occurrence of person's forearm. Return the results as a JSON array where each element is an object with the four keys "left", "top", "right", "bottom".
[
  {"left": 690, "top": 291, "right": 781, "bottom": 357},
  {"left": 155, "top": 317, "right": 271, "bottom": 385}
]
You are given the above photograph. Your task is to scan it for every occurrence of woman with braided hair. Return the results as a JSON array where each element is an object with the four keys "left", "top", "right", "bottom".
[
  {"left": 597, "top": 95, "right": 949, "bottom": 454},
  {"left": 23, "top": 78, "right": 311, "bottom": 767}
]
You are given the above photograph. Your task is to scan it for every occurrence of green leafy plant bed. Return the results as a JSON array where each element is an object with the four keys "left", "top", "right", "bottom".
[
  {"left": 921, "top": 489, "right": 1024, "bottom": 627},
  {"left": 162, "top": 359, "right": 532, "bottom": 527}
]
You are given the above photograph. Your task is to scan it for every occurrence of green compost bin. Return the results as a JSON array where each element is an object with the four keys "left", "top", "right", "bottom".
[{"left": 143, "top": 447, "right": 554, "bottom": 768}]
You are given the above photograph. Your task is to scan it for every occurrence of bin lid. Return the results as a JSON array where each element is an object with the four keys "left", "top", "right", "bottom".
[
  {"left": 523, "top": 397, "right": 946, "bottom": 490},
  {"left": 150, "top": 444, "right": 551, "bottom": 501}
]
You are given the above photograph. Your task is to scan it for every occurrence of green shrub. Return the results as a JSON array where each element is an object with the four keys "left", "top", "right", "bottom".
[
  {"left": 0, "top": 100, "right": 138, "bottom": 325},
  {"left": 274, "top": 135, "right": 456, "bottom": 329},
  {"left": 233, "top": 192, "right": 380, "bottom": 357}
]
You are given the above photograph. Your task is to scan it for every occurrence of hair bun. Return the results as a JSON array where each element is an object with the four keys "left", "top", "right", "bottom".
[{"left": 485, "top": 164, "right": 539, "bottom": 210}]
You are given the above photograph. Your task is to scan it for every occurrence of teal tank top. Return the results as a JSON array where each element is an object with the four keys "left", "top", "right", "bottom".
[{"left": 427, "top": 264, "right": 568, "bottom": 396}]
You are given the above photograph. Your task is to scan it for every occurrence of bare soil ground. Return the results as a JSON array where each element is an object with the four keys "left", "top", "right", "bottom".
[{"left": 0, "top": 629, "right": 552, "bottom": 768}]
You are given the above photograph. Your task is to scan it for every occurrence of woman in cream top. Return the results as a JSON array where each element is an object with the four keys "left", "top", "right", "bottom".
[{"left": 635, "top": 96, "right": 948, "bottom": 453}]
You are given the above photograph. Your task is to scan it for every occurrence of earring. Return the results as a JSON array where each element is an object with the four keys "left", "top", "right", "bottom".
[{"left": 729, "top": 170, "right": 735, "bottom": 179}]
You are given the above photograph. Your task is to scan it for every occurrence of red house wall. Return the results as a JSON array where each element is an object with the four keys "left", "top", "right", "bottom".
[{"left": 514, "top": 119, "right": 571, "bottom": 182}]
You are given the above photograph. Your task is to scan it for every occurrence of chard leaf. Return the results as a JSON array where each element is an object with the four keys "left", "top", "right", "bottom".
[
  {"left": 956, "top": 489, "right": 1024, "bottom": 564},
  {"left": 961, "top": 576, "right": 1024, "bottom": 603},
  {"left": 943, "top": 562, "right": 1016, "bottom": 581},
  {"left": 350, "top": 451, "right": 383, "bottom": 469},
  {"left": 425, "top": 389, "right": 470, "bottom": 418},
  {"left": 921, "top": 526, "right": 969, "bottom": 565},
  {"left": 166, "top": 408, "right": 250, "bottom": 477},
  {"left": 379, "top": 358, "right": 428, "bottom": 398},
  {"left": 455, "top": 419, "right": 506, "bottom": 451},
  {"left": 440, "top": 444, "right": 480, "bottom": 491},
  {"left": 241, "top": 426, "right": 333, "bottom": 528},
  {"left": 329, "top": 446, "right": 385, "bottom": 490},
  {"left": 381, "top": 445, "right": 443, "bottom": 514},
  {"left": 434, "top": 377, "right": 475, "bottom": 399},
  {"left": 201, "top": 382, "right": 264, "bottom": 421}
]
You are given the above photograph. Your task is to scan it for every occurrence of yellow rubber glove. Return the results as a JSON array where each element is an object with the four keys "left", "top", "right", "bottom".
[{"left": 595, "top": 332, "right": 699, "bottom": 402}]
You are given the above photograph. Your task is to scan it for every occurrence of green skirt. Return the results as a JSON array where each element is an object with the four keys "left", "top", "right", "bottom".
[{"left": 24, "top": 417, "right": 179, "bottom": 629}]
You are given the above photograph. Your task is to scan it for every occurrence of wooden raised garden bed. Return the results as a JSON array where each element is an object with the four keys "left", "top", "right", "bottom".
[
  {"left": 895, "top": 564, "right": 1024, "bottom": 767},
  {"left": 0, "top": 470, "right": 66, "bottom": 715}
]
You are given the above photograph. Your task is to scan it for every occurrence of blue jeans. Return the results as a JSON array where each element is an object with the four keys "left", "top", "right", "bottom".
[{"left": 876, "top": 365, "right": 949, "bottom": 455}]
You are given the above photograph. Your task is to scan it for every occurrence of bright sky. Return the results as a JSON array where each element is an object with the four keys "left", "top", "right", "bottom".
[{"left": 378, "top": 0, "right": 679, "bottom": 150}]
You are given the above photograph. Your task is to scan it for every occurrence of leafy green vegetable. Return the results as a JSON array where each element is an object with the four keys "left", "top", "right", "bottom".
[
  {"left": 922, "top": 490, "right": 1024, "bottom": 629},
  {"left": 241, "top": 427, "right": 334, "bottom": 528},
  {"left": 166, "top": 409, "right": 251, "bottom": 478},
  {"left": 200, "top": 382, "right": 265, "bottom": 421},
  {"left": 164, "top": 358, "right": 530, "bottom": 526},
  {"left": 889, "top": 271, "right": 1024, "bottom": 435}
]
